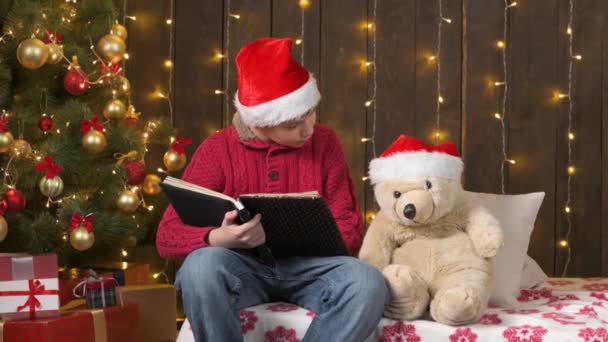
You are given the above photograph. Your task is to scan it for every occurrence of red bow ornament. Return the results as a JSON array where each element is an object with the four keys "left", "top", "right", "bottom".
[
  {"left": 36, "top": 156, "right": 63, "bottom": 179},
  {"left": 0, "top": 113, "right": 9, "bottom": 133},
  {"left": 170, "top": 137, "right": 192, "bottom": 154},
  {"left": 80, "top": 115, "right": 105, "bottom": 133},
  {"left": 43, "top": 30, "right": 63, "bottom": 44},
  {"left": 70, "top": 212, "right": 95, "bottom": 233}
]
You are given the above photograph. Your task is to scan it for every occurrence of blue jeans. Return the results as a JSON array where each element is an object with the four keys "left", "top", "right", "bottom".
[{"left": 176, "top": 247, "right": 388, "bottom": 342}]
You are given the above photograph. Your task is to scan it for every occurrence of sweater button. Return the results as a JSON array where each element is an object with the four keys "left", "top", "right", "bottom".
[{"left": 269, "top": 170, "right": 279, "bottom": 181}]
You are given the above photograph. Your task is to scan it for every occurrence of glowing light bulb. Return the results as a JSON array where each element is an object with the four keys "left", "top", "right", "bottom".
[
  {"left": 496, "top": 41, "right": 505, "bottom": 49},
  {"left": 558, "top": 240, "right": 568, "bottom": 248}
]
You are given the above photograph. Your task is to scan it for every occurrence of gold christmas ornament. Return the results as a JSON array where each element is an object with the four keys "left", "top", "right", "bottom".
[
  {"left": 114, "top": 75, "right": 131, "bottom": 95},
  {"left": 82, "top": 130, "right": 107, "bottom": 154},
  {"left": 39, "top": 176, "right": 64, "bottom": 198},
  {"left": 103, "top": 98, "right": 127, "bottom": 120},
  {"left": 10, "top": 139, "right": 31, "bottom": 158},
  {"left": 0, "top": 216, "right": 7, "bottom": 242},
  {"left": 163, "top": 150, "right": 187, "bottom": 172},
  {"left": 46, "top": 43, "right": 63, "bottom": 64},
  {"left": 0, "top": 132, "right": 14, "bottom": 153},
  {"left": 70, "top": 226, "right": 95, "bottom": 251},
  {"left": 142, "top": 174, "right": 162, "bottom": 195},
  {"left": 16, "top": 38, "right": 49, "bottom": 69},
  {"left": 96, "top": 34, "right": 126, "bottom": 64},
  {"left": 111, "top": 23, "right": 128, "bottom": 40},
  {"left": 117, "top": 190, "right": 140, "bottom": 213}
]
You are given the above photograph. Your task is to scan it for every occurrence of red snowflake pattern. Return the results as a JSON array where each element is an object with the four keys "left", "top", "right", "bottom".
[
  {"left": 546, "top": 279, "right": 575, "bottom": 286},
  {"left": 578, "top": 327, "right": 608, "bottom": 342},
  {"left": 240, "top": 309, "right": 258, "bottom": 334},
  {"left": 549, "top": 294, "right": 580, "bottom": 303},
  {"left": 518, "top": 288, "right": 553, "bottom": 302},
  {"left": 548, "top": 303, "right": 569, "bottom": 311},
  {"left": 592, "top": 302, "right": 605, "bottom": 307},
  {"left": 267, "top": 303, "right": 300, "bottom": 312},
  {"left": 264, "top": 326, "right": 301, "bottom": 342},
  {"left": 503, "top": 309, "right": 541, "bottom": 315},
  {"left": 541, "top": 312, "right": 584, "bottom": 325},
  {"left": 306, "top": 310, "right": 316, "bottom": 319},
  {"left": 577, "top": 306, "right": 598, "bottom": 317},
  {"left": 449, "top": 328, "right": 478, "bottom": 342},
  {"left": 502, "top": 325, "right": 548, "bottom": 342},
  {"left": 590, "top": 293, "right": 608, "bottom": 302},
  {"left": 379, "top": 321, "right": 421, "bottom": 342},
  {"left": 479, "top": 314, "right": 502, "bottom": 325},
  {"left": 583, "top": 283, "right": 608, "bottom": 292}
]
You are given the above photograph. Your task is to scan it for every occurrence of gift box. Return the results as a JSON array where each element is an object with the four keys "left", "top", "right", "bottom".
[
  {"left": 0, "top": 254, "right": 59, "bottom": 321},
  {"left": 58, "top": 269, "right": 116, "bottom": 306},
  {"left": 0, "top": 301, "right": 140, "bottom": 342},
  {"left": 91, "top": 262, "right": 150, "bottom": 286},
  {"left": 117, "top": 284, "right": 176, "bottom": 342}
]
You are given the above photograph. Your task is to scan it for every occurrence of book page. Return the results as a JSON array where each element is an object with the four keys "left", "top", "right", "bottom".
[
  {"left": 239, "top": 191, "right": 319, "bottom": 198},
  {"left": 163, "top": 176, "right": 239, "bottom": 205}
]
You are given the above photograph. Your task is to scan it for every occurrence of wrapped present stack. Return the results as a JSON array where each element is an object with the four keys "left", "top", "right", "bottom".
[
  {"left": 57, "top": 261, "right": 177, "bottom": 342},
  {"left": 1, "top": 254, "right": 143, "bottom": 341}
]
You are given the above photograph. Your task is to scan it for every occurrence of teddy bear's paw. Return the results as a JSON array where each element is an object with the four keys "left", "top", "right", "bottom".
[
  {"left": 474, "top": 229, "right": 504, "bottom": 258},
  {"left": 430, "top": 286, "right": 483, "bottom": 326}
]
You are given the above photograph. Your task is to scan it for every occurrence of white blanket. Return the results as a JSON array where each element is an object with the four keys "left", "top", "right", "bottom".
[{"left": 177, "top": 277, "right": 608, "bottom": 341}]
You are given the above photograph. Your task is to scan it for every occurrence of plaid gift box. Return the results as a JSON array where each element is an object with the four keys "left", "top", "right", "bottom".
[{"left": 73, "top": 272, "right": 120, "bottom": 309}]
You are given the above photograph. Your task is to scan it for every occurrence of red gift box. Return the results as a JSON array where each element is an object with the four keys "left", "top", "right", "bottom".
[
  {"left": 0, "top": 301, "right": 140, "bottom": 342},
  {"left": 0, "top": 254, "right": 59, "bottom": 321}
]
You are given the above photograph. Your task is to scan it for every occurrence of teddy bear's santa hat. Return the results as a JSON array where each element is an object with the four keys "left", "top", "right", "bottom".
[
  {"left": 233, "top": 37, "right": 321, "bottom": 127},
  {"left": 369, "top": 134, "right": 463, "bottom": 184}
]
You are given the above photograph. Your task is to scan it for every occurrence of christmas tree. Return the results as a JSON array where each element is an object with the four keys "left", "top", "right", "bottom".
[{"left": 0, "top": 0, "right": 182, "bottom": 266}]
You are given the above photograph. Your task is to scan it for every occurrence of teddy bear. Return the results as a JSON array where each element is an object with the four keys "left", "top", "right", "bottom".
[{"left": 359, "top": 134, "right": 504, "bottom": 326}]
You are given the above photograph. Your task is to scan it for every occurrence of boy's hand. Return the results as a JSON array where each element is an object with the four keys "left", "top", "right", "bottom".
[{"left": 207, "top": 210, "right": 266, "bottom": 248}]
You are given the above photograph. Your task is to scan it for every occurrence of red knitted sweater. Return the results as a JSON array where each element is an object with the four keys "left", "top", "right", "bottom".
[{"left": 156, "top": 115, "right": 364, "bottom": 258}]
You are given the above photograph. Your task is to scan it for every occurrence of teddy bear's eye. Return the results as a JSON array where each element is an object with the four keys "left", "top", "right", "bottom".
[
  {"left": 425, "top": 180, "right": 432, "bottom": 190},
  {"left": 393, "top": 191, "right": 401, "bottom": 198}
]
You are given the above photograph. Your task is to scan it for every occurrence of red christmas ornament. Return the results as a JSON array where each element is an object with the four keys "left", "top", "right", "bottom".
[
  {"left": 124, "top": 160, "right": 146, "bottom": 185},
  {"left": 39, "top": 116, "right": 53, "bottom": 132},
  {"left": 64, "top": 69, "right": 90, "bottom": 96},
  {"left": 64, "top": 56, "right": 90, "bottom": 96},
  {"left": 5, "top": 189, "right": 26, "bottom": 213}
]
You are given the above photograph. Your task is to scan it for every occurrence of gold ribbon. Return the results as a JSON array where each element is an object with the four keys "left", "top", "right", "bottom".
[
  {"left": 113, "top": 150, "right": 138, "bottom": 167},
  {"left": 90, "top": 309, "right": 108, "bottom": 342},
  {"left": 0, "top": 320, "right": 4, "bottom": 342}
]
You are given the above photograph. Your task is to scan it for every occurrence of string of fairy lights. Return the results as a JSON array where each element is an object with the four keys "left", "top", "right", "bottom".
[
  {"left": 493, "top": 0, "right": 517, "bottom": 195},
  {"left": 559, "top": 0, "right": 578, "bottom": 277}
]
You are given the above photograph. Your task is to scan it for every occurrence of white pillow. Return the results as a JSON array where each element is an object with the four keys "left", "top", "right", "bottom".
[
  {"left": 464, "top": 191, "right": 545, "bottom": 308},
  {"left": 520, "top": 255, "right": 548, "bottom": 289}
]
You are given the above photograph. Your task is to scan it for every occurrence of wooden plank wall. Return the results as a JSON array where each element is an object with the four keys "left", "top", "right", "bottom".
[{"left": 128, "top": 0, "right": 608, "bottom": 277}]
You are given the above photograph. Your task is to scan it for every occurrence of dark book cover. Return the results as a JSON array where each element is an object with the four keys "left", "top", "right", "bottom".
[{"left": 160, "top": 177, "right": 348, "bottom": 258}]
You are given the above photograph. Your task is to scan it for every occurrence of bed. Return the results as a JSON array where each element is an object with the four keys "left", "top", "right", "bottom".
[{"left": 176, "top": 277, "right": 608, "bottom": 341}]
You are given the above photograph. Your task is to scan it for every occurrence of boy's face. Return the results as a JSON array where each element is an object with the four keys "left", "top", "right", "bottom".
[{"left": 256, "top": 110, "right": 317, "bottom": 148}]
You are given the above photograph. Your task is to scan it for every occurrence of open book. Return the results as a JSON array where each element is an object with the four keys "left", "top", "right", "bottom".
[{"left": 160, "top": 176, "right": 348, "bottom": 258}]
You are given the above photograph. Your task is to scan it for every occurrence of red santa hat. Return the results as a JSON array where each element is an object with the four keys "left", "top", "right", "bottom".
[
  {"left": 369, "top": 134, "right": 463, "bottom": 184},
  {"left": 234, "top": 37, "right": 321, "bottom": 127}
]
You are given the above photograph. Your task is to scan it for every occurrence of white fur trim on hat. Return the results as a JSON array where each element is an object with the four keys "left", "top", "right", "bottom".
[
  {"left": 234, "top": 73, "right": 321, "bottom": 127},
  {"left": 369, "top": 151, "right": 463, "bottom": 184}
]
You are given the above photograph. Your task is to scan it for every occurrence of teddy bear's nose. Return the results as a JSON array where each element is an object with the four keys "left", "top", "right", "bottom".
[{"left": 403, "top": 204, "right": 417, "bottom": 220}]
